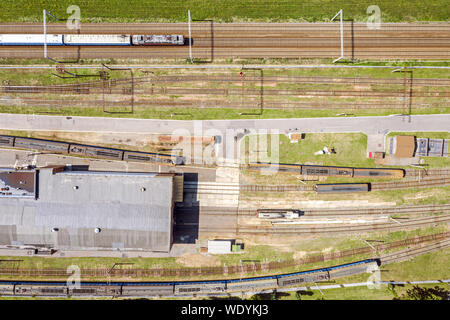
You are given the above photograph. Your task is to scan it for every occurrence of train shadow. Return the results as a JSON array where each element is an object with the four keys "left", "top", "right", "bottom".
[
  {"left": 208, "top": 295, "right": 243, "bottom": 300},
  {"left": 249, "top": 291, "right": 290, "bottom": 300},
  {"left": 173, "top": 172, "right": 199, "bottom": 244},
  {"left": 295, "top": 290, "right": 314, "bottom": 299}
]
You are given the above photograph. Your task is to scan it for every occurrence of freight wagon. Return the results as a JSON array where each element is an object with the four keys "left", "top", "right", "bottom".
[
  {"left": 0, "top": 135, "right": 185, "bottom": 166},
  {"left": 248, "top": 163, "right": 404, "bottom": 179},
  {"left": 315, "top": 183, "right": 370, "bottom": 194}
]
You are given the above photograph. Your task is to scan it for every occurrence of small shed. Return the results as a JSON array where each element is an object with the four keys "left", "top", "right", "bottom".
[
  {"left": 390, "top": 136, "right": 416, "bottom": 158},
  {"left": 208, "top": 240, "right": 233, "bottom": 254}
]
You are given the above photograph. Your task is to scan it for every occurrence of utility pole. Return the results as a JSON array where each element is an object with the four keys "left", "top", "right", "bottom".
[
  {"left": 188, "top": 10, "right": 193, "bottom": 63},
  {"left": 331, "top": 9, "right": 344, "bottom": 63}
]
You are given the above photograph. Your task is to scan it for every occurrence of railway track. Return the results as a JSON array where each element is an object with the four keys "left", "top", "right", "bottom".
[
  {"left": 380, "top": 238, "right": 450, "bottom": 264},
  {"left": 235, "top": 204, "right": 450, "bottom": 217},
  {"left": 240, "top": 177, "right": 450, "bottom": 193},
  {"left": 3, "top": 84, "right": 448, "bottom": 99},
  {"left": 8, "top": 98, "right": 441, "bottom": 111},
  {"left": 371, "top": 177, "right": 450, "bottom": 190},
  {"left": 3, "top": 74, "right": 449, "bottom": 89},
  {"left": 0, "top": 23, "right": 448, "bottom": 59},
  {"left": 404, "top": 168, "right": 450, "bottom": 178},
  {"left": 2, "top": 72, "right": 447, "bottom": 111},
  {"left": 200, "top": 214, "right": 450, "bottom": 235}
]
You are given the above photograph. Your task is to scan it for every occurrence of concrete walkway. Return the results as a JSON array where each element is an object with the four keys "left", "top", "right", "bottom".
[{"left": 0, "top": 113, "right": 448, "bottom": 161}]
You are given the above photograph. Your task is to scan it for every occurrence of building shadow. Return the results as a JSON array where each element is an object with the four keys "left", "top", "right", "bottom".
[{"left": 173, "top": 172, "right": 199, "bottom": 244}]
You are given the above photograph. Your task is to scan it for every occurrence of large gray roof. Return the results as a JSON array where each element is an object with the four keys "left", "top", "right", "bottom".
[{"left": 0, "top": 168, "right": 174, "bottom": 252}]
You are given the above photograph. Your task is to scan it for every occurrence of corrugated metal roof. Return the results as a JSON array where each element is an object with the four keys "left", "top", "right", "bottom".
[{"left": 0, "top": 168, "right": 174, "bottom": 252}]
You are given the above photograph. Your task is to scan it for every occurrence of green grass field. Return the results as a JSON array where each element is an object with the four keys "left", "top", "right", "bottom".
[
  {"left": 0, "top": 105, "right": 448, "bottom": 121},
  {"left": 242, "top": 133, "right": 374, "bottom": 167},
  {"left": 1, "top": 0, "right": 449, "bottom": 23}
]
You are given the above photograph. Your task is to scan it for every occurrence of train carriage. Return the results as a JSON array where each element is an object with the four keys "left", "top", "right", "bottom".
[
  {"left": 14, "top": 284, "right": 67, "bottom": 296},
  {"left": 69, "top": 144, "right": 124, "bottom": 160},
  {"left": 248, "top": 162, "right": 301, "bottom": 173},
  {"left": 315, "top": 183, "right": 370, "bottom": 194},
  {"left": 0, "top": 34, "right": 63, "bottom": 46},
  {"left": 0, "top": 284, "right": 14, "bottom": 295},
  {"left": 277, "top": 270, "right": 330, "bottom": 287},
  {"left": 226, "top": 277, "right": 278, "bottom": 292},
  {"left": 63, "top": 34, "right": 131, "bottom": 46},
  {"left": 123, "top": 151, "right": 174, "bottom": 165},
  {"left": 68, "top": 285, "right": 121, "bottom": 296},
  {"left": 301, "top": 165, "right": 353, "bottom": 177},
  {"left": 328, "top": 260, "right": 379, "bottom": 280},
  {"left": 175, "top": 281, "right": 226, "bottom": 295},
  {"left": 353, "top": 168, "right": 404, "bottom": 179},
  {"left": 0, "top": 135, "right": 15, "bottom": 147},
  {"left": 132, "top": 35, "right": 184, "bottom": 46},
  {"left": 121, "top": 284, "right": 174, "bottom": 297},
  {"left": 14, "top": 137, "right": 70, "bottom": 153}
]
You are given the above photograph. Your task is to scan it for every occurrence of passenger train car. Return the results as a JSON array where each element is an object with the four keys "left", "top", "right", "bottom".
[
  {"left": 0, "top": 34, "right": 185, "bottom": 46},
  {"left": 0, "top": 259, "right": 379, "bottom": 297}
]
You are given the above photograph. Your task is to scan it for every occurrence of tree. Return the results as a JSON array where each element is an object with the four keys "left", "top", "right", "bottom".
[{"left": 395, "top": 285, "right": 449, "bottom": 300}]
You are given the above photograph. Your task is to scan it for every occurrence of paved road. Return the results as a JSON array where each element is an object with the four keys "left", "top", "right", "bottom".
[
  {"left": 0, "top": 113, "right": 448, "bottom": 134},
  {"left": 0, "top": 113, "right": 448, "bottom": 160}
]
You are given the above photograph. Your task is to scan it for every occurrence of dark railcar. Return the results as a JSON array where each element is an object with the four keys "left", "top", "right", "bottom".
[
  {"left": 69, "top": 144, "right": 123, "bottom": 160},
  {"left": 301, "top": 165, "right": 353, "bottom": 177},
  {"left": 248, "top": 162, "right": 300, "bottom": 173},
  {"left": 68, "top": 285, "right": 121, "bottom": 296},
  {"left": 123, "top": 151, "right": 174, "bottom": 165},
  {"left": 121, "top": 284, "right": 174, "bottom": 296},
  {"left": 353, "top": 168, "right": 404, "bottom": 178},
  {"left": 175, "top": 282, "right": 226, "bottom": 295},
  {"left": 0, "top": 135, "right": 15, "bottom": 147},
  {"left": 277, "top": 271, "right": 330, "bottom": 287},
  {"left": 14, "top": 137, "right": 70, "bottom": 153},
  {"left": 15, "top": 285, "right": 67, "bottom": 296},
  {"left": 315, "top": 183, "right": 370, "bottom": 194}
]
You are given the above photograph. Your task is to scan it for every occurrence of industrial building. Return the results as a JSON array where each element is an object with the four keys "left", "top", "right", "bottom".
[{"left": 0, "top": 165, "right": 178, "bottom": 253}]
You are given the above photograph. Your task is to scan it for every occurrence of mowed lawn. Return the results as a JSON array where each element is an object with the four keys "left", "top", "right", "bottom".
[
  {"left": 242, "top": 133, "right": 374, "bottom": 167},
  {"left": 1, "top": 0, "right": 448, "bottom": 22}
]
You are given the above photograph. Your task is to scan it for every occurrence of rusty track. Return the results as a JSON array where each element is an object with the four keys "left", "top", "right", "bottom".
[
  {"left": 371, "top": 177, "right": 450, "bottom": 190},
  {"left": 236, "top": 204, "right": 450, "bottom": 217},
  {"left": 380, "top": 238, "right": 450, "bottom": 264},
  {"left": 200, "top": 214, "right": 450, "bottom": 235},
  {"left": 0, "top": 231, "right": 448, "bottom": 280}
]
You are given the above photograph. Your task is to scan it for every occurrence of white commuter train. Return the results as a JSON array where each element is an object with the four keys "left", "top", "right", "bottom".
[{"left": 0, "top": 34, "right": 185, "bottom": 46}]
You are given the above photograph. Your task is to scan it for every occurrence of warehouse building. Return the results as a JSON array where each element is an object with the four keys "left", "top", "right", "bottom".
[{"left": 0, "top": 165, "right": 177, "bottom": 252}]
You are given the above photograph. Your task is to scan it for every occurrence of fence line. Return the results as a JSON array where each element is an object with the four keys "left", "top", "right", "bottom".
[{"left": 0, "top": 231, "right": 448, "bottom": 279}]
